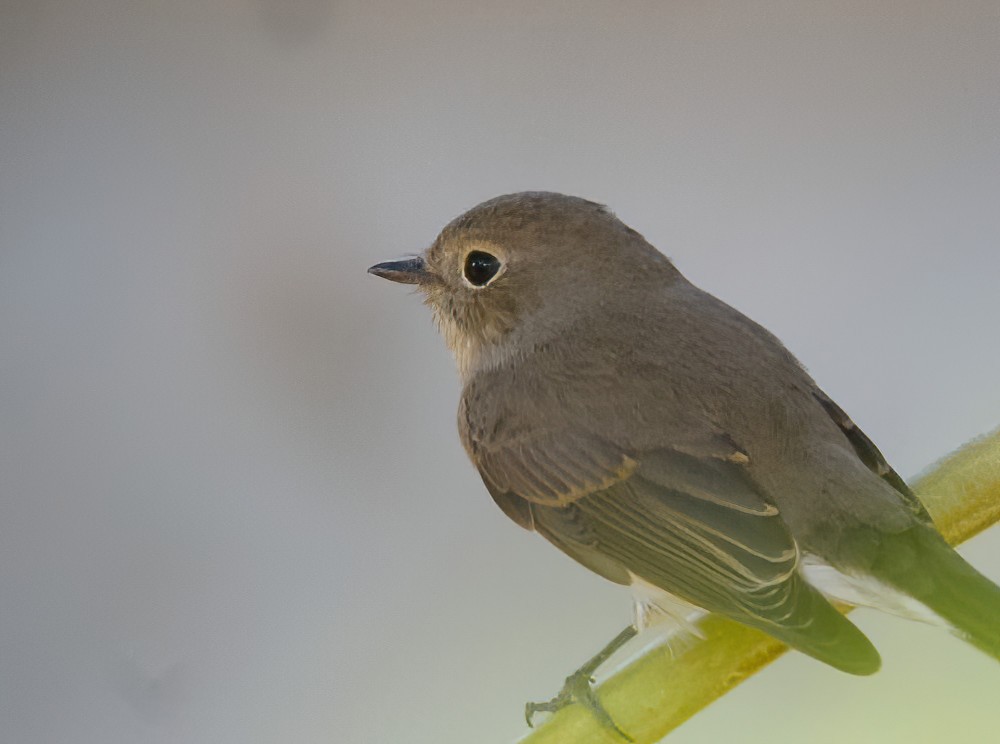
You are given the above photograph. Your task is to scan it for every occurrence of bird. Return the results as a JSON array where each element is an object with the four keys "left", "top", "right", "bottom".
[{"left": 368, "top": 191, "right": 1000, "bottom": 733}]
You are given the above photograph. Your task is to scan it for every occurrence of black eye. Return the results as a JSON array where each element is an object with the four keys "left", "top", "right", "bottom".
[{"left": 463, "top": 250, "right": 502, "bottom": 286}]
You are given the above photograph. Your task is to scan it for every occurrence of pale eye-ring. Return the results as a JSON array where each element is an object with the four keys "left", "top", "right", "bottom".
[{"left": 463, "top": 250, "right": 502, "bottom": 287}]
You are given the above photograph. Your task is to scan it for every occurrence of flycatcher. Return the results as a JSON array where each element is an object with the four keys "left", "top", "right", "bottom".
[{"left": 369, "top": 192, "right": 1000, "bottom": 733}]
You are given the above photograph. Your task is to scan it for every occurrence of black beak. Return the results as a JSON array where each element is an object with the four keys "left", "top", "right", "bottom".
[{"left": 367, "top": 256, "right": 429, "bottom": 285}]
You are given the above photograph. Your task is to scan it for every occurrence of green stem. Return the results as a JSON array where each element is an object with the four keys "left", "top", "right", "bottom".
[{"left": 520, "top": 428, "right": 1000, "bottom": 744}]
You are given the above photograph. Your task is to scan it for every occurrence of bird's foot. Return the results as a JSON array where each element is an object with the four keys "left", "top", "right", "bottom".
[
  {"left": 524, "top": 668, "right": 633, "bottom": 741},
  {"left": 524, "top": 625, "right": 637, "bottom": 741}
]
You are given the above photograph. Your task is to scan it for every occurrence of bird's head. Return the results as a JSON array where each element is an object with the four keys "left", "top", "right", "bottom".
[{"left": 369, "top": 191, "right": 678, "bottom": 377}]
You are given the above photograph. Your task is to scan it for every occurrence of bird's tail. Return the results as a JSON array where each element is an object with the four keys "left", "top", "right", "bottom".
[{"left": 886, "top": 528, "right": 1000, "bottom": 662}]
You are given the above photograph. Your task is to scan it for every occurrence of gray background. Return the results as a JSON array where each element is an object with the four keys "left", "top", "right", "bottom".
[{"left": 2, "top": 1, "right": 999, "bottom": 742}]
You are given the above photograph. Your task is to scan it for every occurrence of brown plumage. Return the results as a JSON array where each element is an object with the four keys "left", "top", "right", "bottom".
[{"left": 370, "top": 191, "right": 1000, "bottom": 675}]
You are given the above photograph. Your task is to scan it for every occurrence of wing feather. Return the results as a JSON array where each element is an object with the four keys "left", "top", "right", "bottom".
[
  {"left": 475, "top": 432, "right": 880, "bottom": 673},
  {"left": 813, "top": 390, "right": 932, "bottom": 524}
]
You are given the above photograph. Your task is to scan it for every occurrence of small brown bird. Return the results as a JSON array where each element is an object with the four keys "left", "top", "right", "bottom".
[{"left": 369, "top": 192, "right": 1000, "bottom": 730}]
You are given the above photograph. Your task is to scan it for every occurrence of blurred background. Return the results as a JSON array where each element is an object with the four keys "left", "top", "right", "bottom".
[{"left": 2, "top": 1, "right": 999, "bottom": 742}]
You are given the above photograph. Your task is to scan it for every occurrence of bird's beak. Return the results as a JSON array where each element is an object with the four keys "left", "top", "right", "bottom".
[{"left": 367, "top": 256, "right": 430, "bottom": 285}]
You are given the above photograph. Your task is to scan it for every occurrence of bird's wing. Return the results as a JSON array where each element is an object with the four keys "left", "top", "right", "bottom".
[
  {"left": 476, "top": 429, "right": 797, "bottom": 603},
  {"left": 467, "top": 420, "right": 880, "bottom": 674},
  {"left": 812, "top": 389, "right": 933, "bottom": 524}
]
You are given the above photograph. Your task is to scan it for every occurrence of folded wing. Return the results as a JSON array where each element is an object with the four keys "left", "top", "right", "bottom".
[{"left": 473, "top": 427, "right": 881, "bottom": 674}]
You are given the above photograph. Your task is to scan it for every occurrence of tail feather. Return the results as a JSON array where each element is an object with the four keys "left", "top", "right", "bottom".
[
  {"left": 923, "top": 548, "right": 1000, "bottom": 661},
  {"left": 881, "top": 527, "right": 1000, "bottom": 662}
]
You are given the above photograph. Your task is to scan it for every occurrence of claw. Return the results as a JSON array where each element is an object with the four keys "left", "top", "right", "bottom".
[
  {"left": 525, "top": 669, "right": 632, "bottom": 740},
  {"left": 524, "top": 626, "right": 638, "bottom": 740}
]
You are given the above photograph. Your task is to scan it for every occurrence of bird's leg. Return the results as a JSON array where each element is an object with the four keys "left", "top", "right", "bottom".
[{"left": 524, "top": 625, "right": 638, "bottom": 740}]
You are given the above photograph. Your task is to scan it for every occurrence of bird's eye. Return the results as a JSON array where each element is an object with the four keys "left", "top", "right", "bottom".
[{"left": 463, "top": 250, "right": 502, "bottom": 287}]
